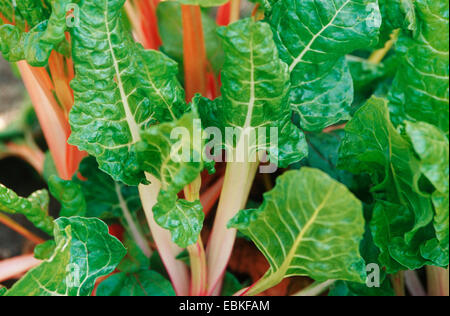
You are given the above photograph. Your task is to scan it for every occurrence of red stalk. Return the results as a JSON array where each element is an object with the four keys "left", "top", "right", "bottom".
[
  {"left": 17, "top": 61, "right": 84, "bottom": 180},
  {"left": 216, "top": 2, "right": 231, "bottom": 26},
  {"left": 136, "top": 0, "right": 162, "bottom": 50},
  {"left": 181, "top": 5, "right": 208, "bottom": 101}
]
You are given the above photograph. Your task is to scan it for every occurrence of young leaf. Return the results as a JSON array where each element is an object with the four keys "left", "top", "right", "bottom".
[
  {"left": 4, "top": 217, "right": 126, "bottom": 296},
  {"left": 338, "top": 97, "right": 434, "bottom": 243},
  {"left": 0, "top": 0, "right": 71, "bottom": 66},
  {"left": 198, "top": 18, "right": 307, "bottom": 167},
  {"left": 48, "top": 175, "right": 87, "bottom": 217},
  {"left": 388, "top": 0, "right": 449, "bottom": 133},
  {"left": 0, "top": 183, "right": 54, "bottom": 235},
  {"left": 137, "top": 111, "right": 205, "bottom": 247},
  {"left": 229, "top": 168, "right": 366, "bottom": 295},
  {"left": 269, "top": 0, "right": 381, "bottom": 131},
  {"left": 69, "top": 0, "right": 186, "bottom": 186},
  {"left": 96, "top": 270, "right": 175, "bottom": 296},
  {"left": 405, "top": 121, "right": 449, "bottom": 194},
  {"left": 75, "top": 157, "right": 141, "bottom": 220}
]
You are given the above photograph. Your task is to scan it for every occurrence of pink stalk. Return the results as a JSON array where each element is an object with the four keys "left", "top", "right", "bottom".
[
  {"left": 139, "top": 175, "right": 190, "bottom": 296},
  {"left": 0, "top": 254, "right": 41, "bottom": 282}
]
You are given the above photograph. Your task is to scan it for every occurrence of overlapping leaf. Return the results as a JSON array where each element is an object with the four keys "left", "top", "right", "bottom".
[
  {"left": 137, "top": 111, "right": 205, "bottom": 247},
  {"left": 69, "top": 0, "right": 187, "bottom": 186},
  {"left": 269, "top": 0, "right": 381, "bottom": 131},
  {"left": 97, "top": 270, "right": 175, "bottom": 296},
  {"left": 0, "top": 183, "right": 54, "bottom": 235},
  {"left": 48, "top": 175, "right": 87, "bottom": 217},
  {"left": 388, "top": 0, "right": 449, "bottom": 133},
  {"left": 0, "top": 0, "right": 71, "bottom": 66},
  {"left": 198, "top": 18, "right": 307, "bottom": 168},
  {"left": 74, "top": 157, "right": 142, "bottom": 220},
  {"left": 4, "top": 217, "right": 126, "bottom": 296},
  {"left": 338, "top": 97, "right": 443, "bottom": 271},
  {"left": 229, "top": 168, "right": 366, "bottom": 295}
]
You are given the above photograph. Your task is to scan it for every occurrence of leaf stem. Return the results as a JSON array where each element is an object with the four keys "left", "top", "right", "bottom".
[
  {"left": 184, "top": 176, "right": 208, "bottom": 296},
  {"left": 115, "top": 183, "right": 152, "bottom": 258},
  {"left": 0, "top": 213, "right": 45, "bottom": 245},
  {"left": 181, "top": 4, "right": 208, "bottom": 101},
  {"left": 229, "top": 0, "right": 241, "bottom": 24},
  {"left": 0, "top": 254, "right": 41, "bottom": 283},
  {"left": 426, "top": 266, "right": 449, "bottom": 296},
  {"left": 138, "top": 173, "right": 190, "bottom": 296},
  {"left": 391, "top": 271, "right": 406, "bottom": 296},
  {"left": 368, "top": 29, "right": 400, "bottom": 64},
  {"left": 206, "top": 160, "right": 259, "bottom": 295},
  {"left": 404, "top": 270, "right": 426, "bottom": 296}
]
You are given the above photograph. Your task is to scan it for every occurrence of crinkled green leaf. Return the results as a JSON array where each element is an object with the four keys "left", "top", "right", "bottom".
[
  {"left": 153, "top": 196, "right": 204, "bottom": 248},
  {"left": 388, "top": 0, "right": 449, "bottom": 133},
  {"left": 198, "top": 18, "right": 307, "bottom": 168},
  {"left": 378, "top": 0, "right": 416, "bottom": 43},
  {"left": 338, "top": 97, "right": 433, "bottom": 242},
  {"left": 48, "top": 175, "right": 87, "bottom": 217},
  {"left": 34, "top": 240, "right": 57, "bottom": 261},
  {"left": 5, "top": 217, "right": 126, "bottom": 296},
  {"left": 137, "top": 111, "right": 205, "bottom": 247},
  {"left": 0, "top": 0, "right": 71, "bottom": 66},
  {"left": 431, "top": 192, "right": 449, "bottom": 256},
  {"left": 269, "top": 0, "right": 381, "bottom": 131},
  {"left": 229, "top": 168, "right": 366, "bottom": 295},
  {"left": 96, "top": 270, "right": 175, "bottom": 296},
  {"left": 0, "top": 183, "right": 54, "bottom": 235},
  {"left": 370, "top": 201, "right": 431, "bottom": 272},
  {"left": 74, "top": 157, "right": 141, "bottom": 220},
  {"left": 172, "top": 0, "right": 228, "bottom": 7},
  {"left": 405, "top": 121, "right": 449, "bottom": 194},
  {"left": 69, "top": 0, "right": 186, "bottom": 186},
  {"left": 157, "top": 1, "right": 224, "bottom": 74}
]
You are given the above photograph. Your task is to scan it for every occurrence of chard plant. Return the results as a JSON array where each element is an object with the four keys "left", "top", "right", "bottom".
[{"left": 0, "top": 0, "right": 448, "bottom": 297}]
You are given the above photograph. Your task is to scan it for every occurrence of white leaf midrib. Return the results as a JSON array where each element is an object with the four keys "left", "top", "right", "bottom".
[
  {"left": 104, "top": 6, "right": 141, "bottom": 143},
  {"left": 289, "top": 0, "right": 352, "bottom": 73}
]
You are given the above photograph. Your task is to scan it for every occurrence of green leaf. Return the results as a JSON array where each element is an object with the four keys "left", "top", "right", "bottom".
[
  {"left": 329, "top": 279, "right": 394, "bottom": 296},
  {"left": 269, "top": 0, "right": 381, "bottom": 131},
  {"left": 172, "top": 0, "right": 228, "bottom": 7},
  {"left": 405, "top": 121, "right": 449, "bottom": 194},
  {"left": 157, "top": 1, "right": 224, "bottom": 75},
  {"left": 137, "top": 111, "right": 205, "bottom": 247},
  {"left": 229, "top": 168, "right": 366, "bottom": 295},
  {"left": 34, "top": 240, "right": 57, "bottom": 260},
  {"left": 338, "top": 97, "right": 434, "bottom": 242},
  {"left": 96, "top": 270, "right": 175, "bottom": 296},
  {"left": 4, "top": 217, "right": 126, "bottom": 296},
  {"left": 75, "top": 157, "right": 141, "bottom": 220},
  {"left": 221, "top": 272, "right": 245, "bottom": 296},
  {"left": 117, "top": 234, "right": 149, "bottom": 273},
  {"left": 0, "top": 287, "right": 6, "bottom": 296},
  {"left": 198, "top": 19, "right": 307, "bottom": 168},
  {"left": 0, "top": 0, "right": 71, "bottom": 66},
  {"left": 48, "top": 175, "right": 87, "bottom": 217},
  {"left": 388, "top": 0, "right": 449, "bottom": 133},
  {"left": 0, "top": 183, "right": 54, "bottom": 235},
  {"left": 69, "top": 0, "right": 186, "bottom": 186}
]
